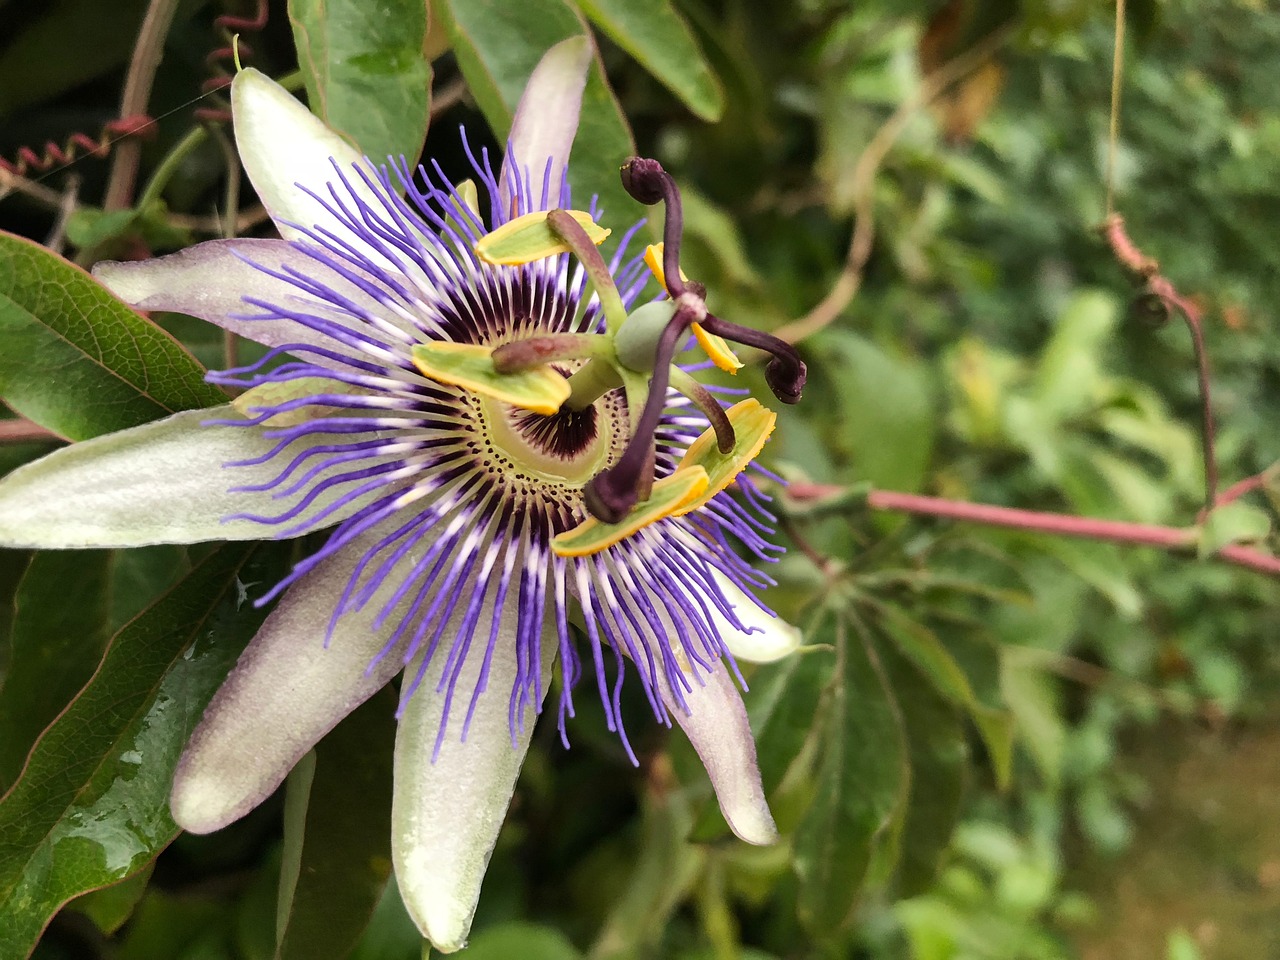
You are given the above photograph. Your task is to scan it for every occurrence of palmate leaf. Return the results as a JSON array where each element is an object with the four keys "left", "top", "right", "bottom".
[
  {"left": 793, "top": 615, "right": 910, "bottom": 936},
  {"left": 878, "top": 637, "right": 969, "bottom": 898},
  {"left": 0, "top": 542, "right": 284, "bottom": 958},
  {"left": 288, "top": 0, "right": 433, "bottom": 164},
  {"left": 0, "top": 230, "right": 224, "bottom": 441}
]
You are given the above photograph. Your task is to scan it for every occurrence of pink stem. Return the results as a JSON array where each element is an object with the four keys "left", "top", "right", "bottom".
[{"left": 784, "top": 484, "right": 1280, "bottom": 579}]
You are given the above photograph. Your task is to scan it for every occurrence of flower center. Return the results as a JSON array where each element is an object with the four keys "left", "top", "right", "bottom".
[{"left": 477, "top": 391, "right": 620, "bottom": 487}]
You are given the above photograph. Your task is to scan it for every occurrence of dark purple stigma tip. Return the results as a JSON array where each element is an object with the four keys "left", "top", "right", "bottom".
[
  {"left": 584, "top": 470, "right": 636, "bottom": 523},
  {"left": 765, "top": 357, "right": 807, "bottom": 405},
  {"left": 620, "top": 158, "right": 667, "bottom": 205}
]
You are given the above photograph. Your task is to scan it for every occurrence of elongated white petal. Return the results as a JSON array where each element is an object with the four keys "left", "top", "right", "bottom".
[
  {"left": 393, "top": 614, "right": 554, "bottom": 953},
  {"left": 499, "top": 36, "right": 591, "bottom": 215},
  {"left": 710, "top": 571, "right": 802, "bottom": 663},
  {"left": 0, "top": 406, "right": 392, "bottom": 549},
  {"left": 93, "top": 240, "right": 370, "bottom": 357},
  {"left": 171, "top": 523, "right": 426, "bottom": 832},
  {"left": 232, "top": 68, "right": 378, "bottom": 242},
  {"left": 667, "top": 661, "right": 777, "bottom": 845}
]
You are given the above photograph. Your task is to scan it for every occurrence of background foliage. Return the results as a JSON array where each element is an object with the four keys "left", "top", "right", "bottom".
[{"left": 2, "top": 0, "right": 1280, "bottom": 957}]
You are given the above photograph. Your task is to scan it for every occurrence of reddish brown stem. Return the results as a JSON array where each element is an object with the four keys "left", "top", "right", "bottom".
[
  {"left": 861, "top": 489, "right": 1280, "bottom": 578},
  {"left": 784, "top": 483, "right": 1280, "bottom": 578},
  {"left": 1216, "top": 473, "right": 1265, "bottom": 508},
  {"left": 0, "top": 419, "right": 62, "bottom": 444},
  {"left": 1103, "top": 215, "right": 1218, "bottom": 509}
]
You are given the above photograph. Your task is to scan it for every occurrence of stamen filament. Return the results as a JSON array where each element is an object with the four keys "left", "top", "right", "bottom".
[{"left": 669, "top": 368, "right": 735, "bottom": 454}]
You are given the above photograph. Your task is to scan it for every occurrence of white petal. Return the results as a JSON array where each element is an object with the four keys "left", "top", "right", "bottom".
[
  {"left": 0, "top": 406, "right": 400, "bottom": 548},
  {"left": 232, "top": 68, "right": 380, "bottom": 242},
  {"left": 171, "top": 523, "right": 429, "bottom": 832},
  {"left": 499, "top": 36, "right": 592, "bottom": 215},
  {"left": 393, "top": 613, "right": 554, "bottom": 953},
  {"left": 93, "top": 239, "right": 369, "bottom": 357},
  {"left": 667, "top": 661, "right": 777, "bottom": 845},
  {"left": 710, "top": 571, "right": 803, "bottom": 664}
]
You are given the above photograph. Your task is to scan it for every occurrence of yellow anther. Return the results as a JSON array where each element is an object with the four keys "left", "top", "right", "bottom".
[
  {"left": 475, "top": 209, "right": 610, "bottom": 266},
  {"left": 671, "top": 398, "right": 775, "bottom": 516},
  {"left": 551, "top": 466, "right": 710, "bottom": 557},
  {"left": 411, "top": 341, "right": 569, "bottom": 416},
  {"left": 643, "top": 243, "right": 742, "bottom": 374}
]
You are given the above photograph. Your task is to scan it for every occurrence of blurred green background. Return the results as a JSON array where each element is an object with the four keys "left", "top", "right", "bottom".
[{"left": 3, "top": 0, "right": 1280, "bottom": 958}]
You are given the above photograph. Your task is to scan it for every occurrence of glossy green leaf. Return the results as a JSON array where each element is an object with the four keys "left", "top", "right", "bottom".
[
  {"left": 0, "top": 550, "right": 112, "bottom": 789},
  {"left": 288, "top": 0, "right": 433, "bottom": 163},
  {"left": 575, "top": 0, "right": 723, "bottom": 121},
  {"left": 793, "top": 616, "right": 909, "bottom": 935},
  {"left": 276, "top": 690, "right": 396, "bottom": 960},
  {"left": 436, "top": 0, "right": 643, "bottom": 239},
  {"left": 879, "top": 639, "right": 968, "bottom": 898},
  {"left": 0, "top": 543, "right": 283, "bottom": 957},
  {"left": 0, "top": 230, "right": 225, "bottom": 441}
]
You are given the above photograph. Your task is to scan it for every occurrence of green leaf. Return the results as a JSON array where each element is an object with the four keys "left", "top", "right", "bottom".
[
  {"left": 878, "top": 639, "right": 968, "bottom": 898},
  {"left": 793, "top": 616, "right": 909, "bottom": 935},
  {"left": 812, "top": 330, "right": 936, "bottom": 494},
  {"left": 65, "top": 862, "right": 154, "bottom": 936},
  {"left": 458, "top": 922, "right": 581, "bottom": 959},
  {"left": 0, "top": 551, "right": 112, "bottom": 789},
  {"left": 436, "top": 0, "right": 643, "bottom": 239},
  {"left": 999, "top": 647, "right": 1066, "bottom": 787},
  {"left": 748, "top": 646, "right": 836, "bottom": 797},
  {"left": 0, "top": 542, "right": 283, "bottom": 958},
  {"left": 1198, "top": 500, "right": 1271, "bottom": 556},
  {"left": 872, "top": 603, "right": 974, "bottom": 709},
  {"left": 288, "top": 0, "right": 433, "bottom": 162},
  {"left": 276, "top": 690, "right": 396, "bottom": 960},
  {"left": 0, "top": 230, "right": 225, "bottom": 441},
  {"left": 574, "top": 0, "right": 723, "bottom": 121}
]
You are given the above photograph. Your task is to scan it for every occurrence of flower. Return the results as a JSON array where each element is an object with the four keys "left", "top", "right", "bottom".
[{"left": 0, "top": 39, "right": 806, "bottom": 952}]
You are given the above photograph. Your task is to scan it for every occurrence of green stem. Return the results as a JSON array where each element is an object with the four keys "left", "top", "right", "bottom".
[
  {"left": 135, "top": 127, "right": 209, "bottom": 212},
  {"left": 564, "top": 358, "right": 623, "bottom": 412}
]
